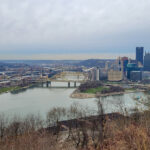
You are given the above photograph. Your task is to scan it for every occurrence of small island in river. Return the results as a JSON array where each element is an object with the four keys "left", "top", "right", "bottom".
[{"left": 70, "top": 81, "right": 145, "bottom": 99}]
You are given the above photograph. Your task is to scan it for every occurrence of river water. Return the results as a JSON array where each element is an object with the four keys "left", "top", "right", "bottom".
[{"left": 0, "top": 82, "right": 148, "bottom": 119}]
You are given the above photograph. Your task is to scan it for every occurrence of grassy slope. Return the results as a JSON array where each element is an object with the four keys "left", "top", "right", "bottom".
[{"left": 0, "top": 86, "right": 21, "bottom": 94}]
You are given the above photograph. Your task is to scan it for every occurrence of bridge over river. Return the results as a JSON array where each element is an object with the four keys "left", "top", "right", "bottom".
[{"left": 33, "top": 71, "right": 88, "bottom": 88}]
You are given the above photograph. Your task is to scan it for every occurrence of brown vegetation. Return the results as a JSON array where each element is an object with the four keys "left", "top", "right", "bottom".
[
  {"left": 0, "top": 100, "right": 150, "bottom": 150},
  {"left": 78, "top": 81, "right": 103, "bottom": 92},
  {"left": 78, "top": 81, "right": 124, "bottom": 94},
  {"left": 101, "top": 85, "right": 125, "bottom": 94}
]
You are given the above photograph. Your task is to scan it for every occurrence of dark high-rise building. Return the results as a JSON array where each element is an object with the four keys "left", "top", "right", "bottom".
[
  {"left": 127, "top": 63, "right": 140, "bottom": 79},
  {"left": 136, "top": 47, "right": 144, "bottom": 65},
  {"left": 130, "top": 71, "right": 142, "bottom": 81},
  {"left": 144, "top": 52, "right": 150, "bottom": 71}
]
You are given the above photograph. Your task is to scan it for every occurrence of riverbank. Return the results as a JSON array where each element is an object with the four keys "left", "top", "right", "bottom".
[
  {"left": 70, "top": 89, "right": 145, "bottom": 99},
  {"left": 0, "top": 84, "right": 34, "bottom": 94},
  {"left": 0, "top": 86, "right": 20, "bottom": 94}
]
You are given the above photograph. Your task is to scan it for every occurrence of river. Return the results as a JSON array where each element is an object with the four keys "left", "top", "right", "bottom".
[{"left": 0, "top": 82, "right": 148, "bottom": 119}]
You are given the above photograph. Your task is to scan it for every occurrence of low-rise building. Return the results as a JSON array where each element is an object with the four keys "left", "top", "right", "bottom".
[
  {"left": 130, "top": 71, "right": 142, "bottom": 81},
  {"left": 0, "top": 81, "right": 11, "bottom": 87},
  {"left": 108, "top": 70, "right": 123, "bottom": 81}
]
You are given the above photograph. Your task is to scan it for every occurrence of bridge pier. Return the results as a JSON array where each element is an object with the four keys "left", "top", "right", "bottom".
[
  {"left": 46, "top": 81, "right": 51, "bottom": 87},
  {"left": 46, "top": 81, "right": 49, "bottom": 87},
  {"left": 42, "top": 82, "right": 44, "bottom": 87},
  {"left": 68, "top": 82, "right": 70, "bottom": 88},
  {"left": 74, "top": 81, "right": 76, "bottom": 88}
]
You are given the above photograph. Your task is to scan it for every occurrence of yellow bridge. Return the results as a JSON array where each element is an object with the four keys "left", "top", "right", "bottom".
[
  {"left": 34, "top": 71, "right": 88, "bottom": 88},
  {"left": 51, "top": 71, "right": 87, "bottom": 81}
]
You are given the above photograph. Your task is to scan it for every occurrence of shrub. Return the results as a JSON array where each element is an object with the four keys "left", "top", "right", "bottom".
[{"left": 79, "top": 81, "right": 103, "bottom": 92}]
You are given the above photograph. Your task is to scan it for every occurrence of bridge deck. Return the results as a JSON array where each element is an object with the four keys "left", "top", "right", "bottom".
[{"left": 34, "top": 79, "right": 85, "bottom": 83}]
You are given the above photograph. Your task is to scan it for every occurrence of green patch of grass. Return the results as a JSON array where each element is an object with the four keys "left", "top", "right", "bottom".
[
  {"left": 104, "top": 81, "right": 122, "bottom": 84},
  {"left": 0, "top": 86, "right": 21, "bottom": 94},
  {"left": 84, "top": 86, "right": 109, "bottom": 94},
  {"left": 125, "top": 88, "right": 136, "bottom": 91}
]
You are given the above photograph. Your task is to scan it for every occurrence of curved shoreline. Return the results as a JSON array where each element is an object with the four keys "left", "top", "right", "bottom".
[
  {"left": 70, "top": 90, "right": 96, "bottom": 99},
  {"left": 70, "top": 89, "right": 145, "bottom": 99}
]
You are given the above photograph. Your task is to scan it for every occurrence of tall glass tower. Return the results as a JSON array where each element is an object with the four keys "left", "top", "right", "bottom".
[
  {"left": 144, "top": 52, "right": 150, "bottom": 71},
  {"left": 136, "top": 47, "right": 144, "bottom": 65}
]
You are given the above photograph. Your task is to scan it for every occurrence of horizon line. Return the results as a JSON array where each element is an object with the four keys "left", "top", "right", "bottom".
[{"left": 0, "top": 53, "right": 135, "bottom": 60}]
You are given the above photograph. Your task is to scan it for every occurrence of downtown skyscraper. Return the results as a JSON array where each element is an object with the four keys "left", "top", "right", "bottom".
[{"left": 136, "top": 47, "right": 144, "bottom": 65}]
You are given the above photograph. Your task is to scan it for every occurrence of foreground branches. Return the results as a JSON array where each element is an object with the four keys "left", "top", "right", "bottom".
[{"left": 0, "top": 101, "right": 150, "bottom": 150}]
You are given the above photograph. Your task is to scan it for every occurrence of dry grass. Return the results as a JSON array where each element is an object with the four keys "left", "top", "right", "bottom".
[
  {"left": 0, "top": 107, "right": 150, "bottom": 150},
  {"left": 0, "top": 117, "right": 150, "bottom": 150}
]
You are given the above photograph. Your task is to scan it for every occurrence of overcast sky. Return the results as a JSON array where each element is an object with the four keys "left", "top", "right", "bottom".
[{"left": 0, "top": 0, "right": 150, "bottom": 59}]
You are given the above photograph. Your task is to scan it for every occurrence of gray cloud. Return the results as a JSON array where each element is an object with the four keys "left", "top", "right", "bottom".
[{"left": 0, "top": 0, "right": 150, "bottom": 56}]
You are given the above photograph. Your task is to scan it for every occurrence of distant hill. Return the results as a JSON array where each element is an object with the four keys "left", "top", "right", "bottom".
[
  {"left": 0, "top": 60, "right": 81, "bottom": 65},
  {"left": 0, "top": 59, "right": 115, "bottom": 68},
  {"left": 77, "top": 59, "right": 115, "bottom": 68}
]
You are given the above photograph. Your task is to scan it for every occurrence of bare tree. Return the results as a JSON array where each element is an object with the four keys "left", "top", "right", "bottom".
[
  {"left": 0, "top": 114, "right": 8, "bottom": 139},
  {"left": 95, "top": 96, "right": 106, "bottom": 148},
  {"left": 47, "top": 107, "right": 66, "bottom": 140}
]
